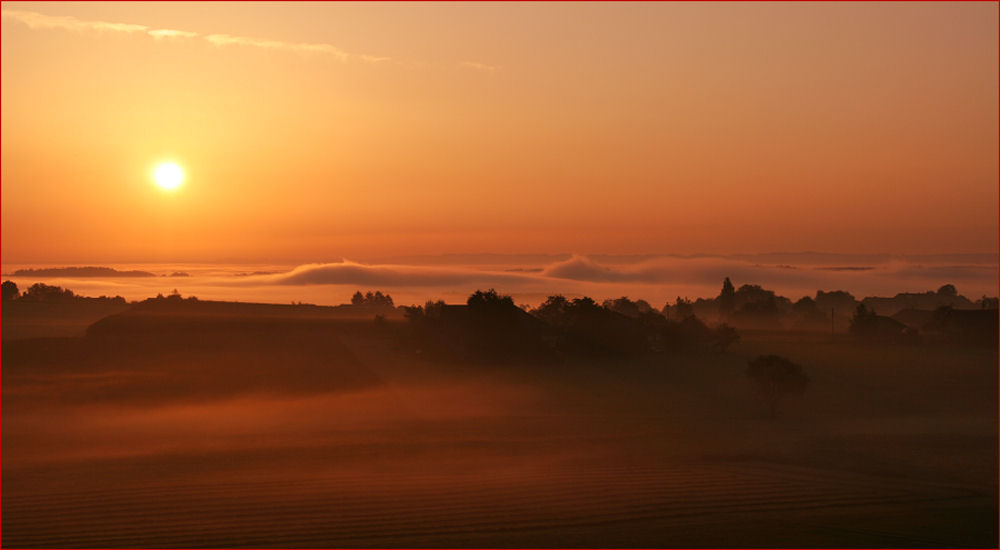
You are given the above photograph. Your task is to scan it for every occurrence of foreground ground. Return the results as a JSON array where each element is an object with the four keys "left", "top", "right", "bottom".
[{"left": 2, "top": 309, "right": 996, "bottom": 547}]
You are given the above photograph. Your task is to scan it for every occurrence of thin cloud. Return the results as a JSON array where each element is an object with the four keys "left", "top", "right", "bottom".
[
  {"left": 204, "top": 33, "right": 349, "bottom": 60},
  {"left": 2, "top": 9, "right": 148, "bottom": 34},
  {"left": 148, "top": 29, "right": 199, "bottom": 40},
  {"left": 2, "top": 9, "right": 509, "bottom": 71},
  {"left": 2, "top": 9, "right": 386, "bottom": 64},
  {"left": 360, "top": 54, "right": 393, "bottom": 64},
  {"left": 459, "top": 61, "right": 499, "bottom": 74}
]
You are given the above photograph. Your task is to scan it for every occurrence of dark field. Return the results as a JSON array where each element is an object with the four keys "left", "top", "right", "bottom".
[{"left": 2, "top": 307, "right": 997, "bottom": 547}]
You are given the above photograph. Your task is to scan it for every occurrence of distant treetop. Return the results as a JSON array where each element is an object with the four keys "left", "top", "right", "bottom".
[
  {"left": 11, "top": 266, "right": 156, "bottom": 278},
  {"left": 351, "top": 290, "right": 395, "bottom": 307}
]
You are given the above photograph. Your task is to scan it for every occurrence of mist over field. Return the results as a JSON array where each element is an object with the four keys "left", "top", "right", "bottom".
[{"left": 2, "top": 289, "right": 996, "bottom": 547}]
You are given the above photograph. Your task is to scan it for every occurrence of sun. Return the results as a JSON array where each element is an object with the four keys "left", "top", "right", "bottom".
[{"left": 153, "top": 162, "right": 185, "bottom": 191}]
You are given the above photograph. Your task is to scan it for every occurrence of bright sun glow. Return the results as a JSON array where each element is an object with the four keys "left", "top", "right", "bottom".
[{"left": 153, "top": 162, "right": 185, "bottom": 190}]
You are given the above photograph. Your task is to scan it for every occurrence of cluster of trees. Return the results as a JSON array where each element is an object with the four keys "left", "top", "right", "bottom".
[
  {"left": 1, "top": 281, "right": 126, "bottom": 304},
  {"left": 350, "top": 290, "right": 395, "bottom": 308},
  {"left": 665, "top": 279, "right": 996, "bottom": 333},
  {"left": 980, "top": 296, "right": 1000, "bottom": 309},
  {"left": 395, "top": 276, "right": 999, "bottom": 361},
  {"left": 401, "top": 288, "right": 740, "bottom": 363},
  {"left": 152, "top": 289, "right": 198, "bottom": 302},
  {"left": 399, "top": 288, "right": 810, "bottom": 418},
  {"left": 533, "top": 294, "right": 739, "bottom": 355},
  {"left": 10, "top": 266, "right": 155, "bottom": 278},
  {"left": 664, "top": 279, "right": 808, "bottom": 330},
  {"left": 402, "top": 290, "right": 548, "bottom": 362}
]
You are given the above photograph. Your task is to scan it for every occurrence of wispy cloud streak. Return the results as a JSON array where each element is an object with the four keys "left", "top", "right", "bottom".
[
  {"left": 2, "top": 9, "right": 149, "bottom": 34},
  {"left": 204, "top": 33, "right": 349, "bottom": 60},
  {"left": 147, "top": 28, "right": 198, "bottom": 40},
  {"left": 2, "top": 9, "right": 401, "bottom": 65},
  {"left": 459, "top": 61, "right": 499, "bottom": 73}
]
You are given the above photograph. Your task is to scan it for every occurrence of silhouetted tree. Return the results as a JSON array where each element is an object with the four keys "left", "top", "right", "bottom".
[
  {"left": 789, "top": 296, "right": 828, "bottom": 331},
  {"left": 402, "top": 299, "right": 445, "bottom": 323},
  {"left": 533, "top": 295, "right": 569, "bottom": 326},
  {"left": 937, "top": 284, "right": 957, "bottom": 297},
  {"left": 402, "top": 305, "right": 423, "bottom": 321},
  {"left": 734, "top": 284, "right": 775, "bottom": 307},
  {"left": 467, "top": 288, "right": 515, "bottom": 310},
  {"left": 602, "top": 296, "right": 654, "bottom": 318},
  {"left": 718, "top": 277, "right": 735, "bottom": 319},
  {"left": 424, "top": 299, "right": 446, "bottom": 317},
  {"left": 369, "top": 291, "right": 392, "bottom": 306},
  {"left": 669, "top": 297, "right": 694, "bottom": 320},
  {"left": 733, "top": 296, "right": 782, "bottom": 329},
  {"left": 532, "top": 295, "right": 652, "bottom": 356},
  {"left": 458, "top": 289, "right": 549, "bottom": 361},
  {"left": 746, "top": 355, "right": 808, "bottom": 418},
  {"left": 350, "top": 290, "right": 395, "bottom": 307},
  {"left": 815, "top": 290, "right": 858, "bottom": 314},
  {"left": 979, "top": 296, "right": 999, "bottom": 310},
  {"left": 725, "top": 284, "right": 791, "bottom": 328},
  {"left": 848, "top": 303, "right": 878, "bottom": 336},
  {"left": 792, "top": 296, "right": 817, "bottom": 316},
  {"left": 20, "top": 283, "right": 75, "bottom": 302},
  {"left": 1, "top": 280, "right": 19, "bottom": 301}
]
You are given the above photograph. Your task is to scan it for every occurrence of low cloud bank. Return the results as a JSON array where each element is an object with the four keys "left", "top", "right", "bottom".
[
  {"left": 245, "top": 255, "right": 997, "bottom": 300},
  {"left": 540, "top": 255, "right": 996, "bottom": 292},
  {"left": 265, "top": 261, "right": 531, "bottom": 287},
  {"left": 5, "top": 255, "right": 995, "bottom": 307}
]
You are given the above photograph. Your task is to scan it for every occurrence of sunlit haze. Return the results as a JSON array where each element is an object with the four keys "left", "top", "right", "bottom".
[{"left": 2, "top": 2, "right": 996, "bottom": 270}]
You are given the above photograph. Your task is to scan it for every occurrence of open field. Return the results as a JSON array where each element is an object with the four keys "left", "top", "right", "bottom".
[{"left": 2, "top": 312, "right": 996, "bottom": 547}]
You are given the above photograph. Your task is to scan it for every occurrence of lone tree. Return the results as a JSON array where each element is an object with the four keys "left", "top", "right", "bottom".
[
  {"left": 1, "top": 280, "right": 19, "bottom": 301},
  {"left": 745, "top": 354, "right": 808, "bottom": 418},
  {"left": 718, "top": 277, "right": 735, "bottom": 319}
]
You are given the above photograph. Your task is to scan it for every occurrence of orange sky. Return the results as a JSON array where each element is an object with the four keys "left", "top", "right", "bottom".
[{"left": 2, "top": 2, "right": 997, "bottom": 264}]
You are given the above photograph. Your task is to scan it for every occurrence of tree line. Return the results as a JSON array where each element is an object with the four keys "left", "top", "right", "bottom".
[{"left": 1, "top": 281, "right": 126, "bottom": 304}]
